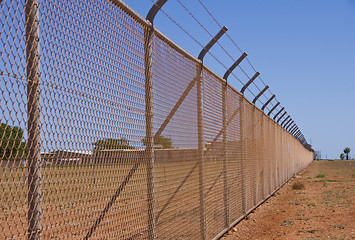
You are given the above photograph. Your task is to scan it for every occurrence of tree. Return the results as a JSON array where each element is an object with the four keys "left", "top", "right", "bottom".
[
  {"left": 340, "top": 153, "right": 345, "bottom": 160},
  {"left": 142, "top": 135, "right": 173, "bottom": 149},
  {"left": 343, "top": 147, "right": 351, "bottom": 160},
  {"left": 0, "top": 123, "right": 28, "bottom": 160},
  {"left": 92, "top": 138, "right": 135, "bottom": 150},
  {"left": 91, "top": 138, "right": 135, "bottom": 183}
]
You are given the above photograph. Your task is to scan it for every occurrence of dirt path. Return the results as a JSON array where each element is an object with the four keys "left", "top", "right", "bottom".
[{"left": 222, "top": 160, "right": 355, "bottom": 240}]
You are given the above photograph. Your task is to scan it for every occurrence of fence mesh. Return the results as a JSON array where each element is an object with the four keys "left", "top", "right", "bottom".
[{"left": 1, "top": 0, "right": 313, "bottom": 239}]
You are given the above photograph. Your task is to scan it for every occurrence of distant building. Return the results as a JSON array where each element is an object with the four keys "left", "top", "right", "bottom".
[{"left": 41, "top": 150, "right": 92, "bottom": 165}]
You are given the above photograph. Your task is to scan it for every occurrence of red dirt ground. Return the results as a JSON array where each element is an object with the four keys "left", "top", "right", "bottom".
[{"left": 222, "top": 160, "right": 355, "bottom": 240}]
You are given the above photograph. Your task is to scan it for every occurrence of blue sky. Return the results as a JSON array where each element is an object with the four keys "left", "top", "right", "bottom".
[{"left": 122, "top": 0, "right": 355, "bottom": 159}]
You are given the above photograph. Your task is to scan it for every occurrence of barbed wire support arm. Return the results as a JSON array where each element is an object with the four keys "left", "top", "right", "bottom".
[
  {"left": 285, "top": 119, "right": 294, "bottom": 130},
  {"left": 146, "top": 0, "right": 168, "bottom": 23},
  {"left": 288, "top": 124, "right": 296, "bottom": 133},
  {"left": 280, "top": 115, "right": 290, "bottom": 127},
  {"left": 252, "top": 85, "right": 269, "bottom": 104},
  {"left": 273, "top": 107, "right": 284, "bottom": 121},
  {"left": 283, "top": 118, "right": 293, "bottom": 131},
  {"left": 240, "top": 72, "right": 260, "bottom": 94},
  {"left": 261, "top": 95, "right": 275, "bottom": 111},
  {"left": 198, "top": 26, "right": 228, "bottom": 60},
  {"left": 268, "top": 102, "right": 280, "bottom": 117},
  {"left": 291, "top": 127, "right": 299, "bottom": 136},
  {"left": 293, "top": 130, "right": 300, "bottom": 137},
  {"left": 277, "top": 111, "right": 287, "bottom": 124},
  {"left": 223, "top": 52, "right": 247, "bottom": 80},
  {"left": 290, "top": 125, "right": 298, "bottom": 135},
  {"left": 295, "top": 131, "right": 301, "bottom": 139}
]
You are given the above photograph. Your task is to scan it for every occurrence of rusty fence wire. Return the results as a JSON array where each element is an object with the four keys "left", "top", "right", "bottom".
[{"left": 0, "top": 0, "right": 313, "bottom": 239}]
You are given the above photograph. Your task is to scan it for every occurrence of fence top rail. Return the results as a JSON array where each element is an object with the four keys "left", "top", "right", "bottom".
[{"left": 111, "top": 0, "right": 150, "bottom": 27}]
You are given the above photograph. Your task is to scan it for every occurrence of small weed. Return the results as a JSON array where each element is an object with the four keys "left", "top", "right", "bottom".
[
  {"left": 292, "top": 182, "right": 305, "bottom": 190},
  {"left": 281, "top": 220, "right": 294, "bottom": 226},
  {"left": 288, "top": 200, "right": 303, "bottom": 206},
  {"left": 306, "top": 177, "right": 312, "bottom": 179},
  {"left": 327, "top": 179, "right": 338, "bottom": 182},
  {"left": 299, "top": 233, "right": 317, "bottom": 239},
  {"left": 332, "top": 225, "right": 345, "bottom": 229},
  {"left": 322, "top": 181, "right": 327, "bottom": 187},
  {"left": 307, "top": 201, "right": 317, "bottom": 207},
  {"left": 315, "top": 174, "right": 326, "bottom": 178}
]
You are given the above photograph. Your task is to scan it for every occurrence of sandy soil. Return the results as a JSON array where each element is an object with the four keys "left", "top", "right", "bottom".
[{"left": 222, "top": 160, "right": 355, "bottom": 240}]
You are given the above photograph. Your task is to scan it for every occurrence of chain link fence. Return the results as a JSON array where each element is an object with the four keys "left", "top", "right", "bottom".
[{"left": 0, "top": 0, "right": 313, "bottom": 239}]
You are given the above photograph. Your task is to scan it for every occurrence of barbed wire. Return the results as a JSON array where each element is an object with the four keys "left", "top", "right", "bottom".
[
  {"left": 146, "top": 0, "right": 304, "bottom": 139},
  {"left": 148, "top": 0, "right": 279, "bottom": 107},
  {"left": 198, "top": 0, "right": 301, "bottom": 123},
  {"left": 148, "top": 0, "right": 204, "bottom": 49},
  {"left": 196, "top": 0, "right": 276, "bottom": 100},
  {"left": 148, "top": 0, "right": 257, "bottom": 97},
  {"left": 173, "top": 0, "right": 258, "bottom": 98},
  {"left": 197, "top": 0, "right": 278, "bottom": 104}
]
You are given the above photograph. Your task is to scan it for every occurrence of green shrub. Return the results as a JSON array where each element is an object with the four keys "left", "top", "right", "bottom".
[
  {"left": 292, "top": 182, "right": 305, "bottom": 190},
  {"left": 281, "top": 221, "right": 294, "bottom": 226},
  {"left": 315, "top": 174, "right": 326, "bottom": 178}
]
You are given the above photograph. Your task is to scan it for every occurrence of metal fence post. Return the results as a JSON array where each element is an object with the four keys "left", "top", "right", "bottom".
[
  {"left": 239, "top": 95, "right": 246, "bottom": 214},
  {"left": 222, "top": 52, "right": 247, "bottom": 227},
  {"left": 25, "top": 0, "right": 42, "bottom": 239},
  {"left": 144, "top": 23, "right": 156, "bottom": 240},
  {"left": 197, "top": 26, "right": 227, "bottom": 239},
  {"left": 261, "top": 115, "right": 265, "bottom": 199},
  {"left": 196, "top": 65, "right": 206, "bottom": 240},
  {"left": 252, "top": 107, "right": 257, "bottom": 205},
  {"left": 222, "top": 82, "right": 229, "bottom": 228},
  {"left": 144, "top": 2, "right": 167, "bottom": 238}
]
